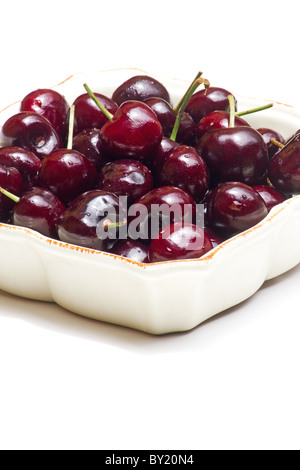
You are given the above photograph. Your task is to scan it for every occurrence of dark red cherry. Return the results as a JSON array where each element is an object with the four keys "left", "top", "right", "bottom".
[
  {"left": 176, "top": 112, "right": 196, "bottom": 145},
  {"left": 20, "top": 88, "right": 69, "bottom": 141},
  {"left": 197, "top": 127, "right": 268, "bottom": 187},
  {"left": 129, "top": 186, "right": 197, "bottom": 241},
  {"left": 196, "top": 110, "right": 250, "bottom": 140},
  {"left": 72, "top": 129, "right": 109, "bottom": 170},
  {"left": 268, "top": 139, "right": 300, "bottom": 194},
  {"left": 0, "top": 165, "right": 23, "bottom": 220},
  {"left": 97, "top": 159, "right": 153, "bottom": 204},
  {"left": 72, "top": 93, "right": 118, "bottom": 135},
  {"left": 185, "top": 87, "right": 237, "bottom": 124},
  {"left": 100, "top": 101, "right": 163, "bottom": 161},
  {"left": 0, "top": 112, "right": 63, "bottom": 160},
  {"left": 158, "top": 145, "right": 210, "bottom": 202},
  {"left": 149, "top": 222, "right": 213, "bottom": 263},
  {"left": 150, "top": 137, "right": 180, "bottom": 175},
  {"left": 12, "top": 187, "right": 65, "bottom": 238},
  {"left": 112, "top": 75, "right": 171, "bottom": 106},
  {"left": 257, "top": 128, "right": 285, "bottom": 159},
  {"left": 111, "top": 239, "right": 149, "bottom": 263},
  {"left": 39, "top": 149, "right": 97, "bottom": 204},
  {"left": 204, "top": 227, "right": 224, "bottom": 248},
  {"left": 57, "top": 190, "right": 121, "bottom": 251},
  {"left": 143, "top": 97, "right": 176, "bottom": 137},
  {"left": 253, "top": 185, "right": 287, "bottom": 212},
  {"left": 206, "top": 182, "right": 268, "bottom": 235},
  {"left": 0, "top": 146, "right": 41, "bottom": 189}
]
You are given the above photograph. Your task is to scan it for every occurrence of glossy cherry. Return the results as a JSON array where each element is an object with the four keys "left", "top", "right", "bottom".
[
  {"left": 100, "top": 101, "right": 163, "bottom": 161},
  {"left": 253, "top": 185, "right": 286, "bottom": 212},
  {"left": 20, "top": 88, "right": 69, "bottom": 141},
  {"left": 97, "top": 159, "right": 153, "bottom": 204},
  {"left": 129, "top": 186, "right": 197, "bottom": 241},
  {"left": 57, "top": 190, "right": 121, "bottom": 251},
  {"left": 11, "top": 187, "right": 65, "bottom": 238},
  {"left": 0, "top": 146, "right": 41, "bottom": 189},
  {"left": 0, "top": 165, "right": 23, "bottom": 220},
  {"left": 111, "top": 239, "right": 149, "bottom": 263},
  {"left": 268, "top": 138, "right": 300, "bottom": 194},
  {"left": 185, "top": 87, "right": 237, "bottom": 124},
  {"left": 39, "top": 149, "right": 97, "bottom": 204},
  {"left": 72, "top": 128, "right": 109, "bottom": 170},
  {"left": 206, "top": 182, "right": 268, "bottom": 235},
  {"left": 150, "top": 137, "right": 180, "bottom": 175},
  {"left": 158, "top": 145, "right": 210, "bottom": 202},
  {"left": 72, "top": 92, "right": 118, "bottom": 135},
  {"left": 197, "top": 127, "right": 268, "bottom": 187},
  {"left": 112, "top": 75, "right": 171, "bottom": 106},
  {"left": 196, "top": 110, "right": 250, "bottom": 140},
  {"left": 0, "top": 112, "right": 63, "bottom": 160},
  {"left": 149, "top": 222, "right": 213, "bottom": 262},
  {"left": 257, "top": 128, "right": 285, "bottom": 159}
]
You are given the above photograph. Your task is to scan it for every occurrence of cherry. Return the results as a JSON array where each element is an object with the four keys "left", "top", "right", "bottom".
[
  {"left": 100, "top": 100, "right": 163, "bottom": 161},
  {"left": 150, "top": 137, "right": 180, "bottom": 175},
  {"left": 196, "top": 110, "right": 250, "bottom": 140},
  {"left": 257, "top": 128, "right": 285, "bottom": 159},
  {"left": 0, "top": 112, "right": 63, "bottom": 160},
  {"left": 204, "top": 227, "right": 224, "bottom": 248},
  {"left": 72, "top": 92, "right": 118, "bottom": 135},
  {"left": 111, "top": 239, "right": 149, "bottom": 263},
  {"left": 143, "top": 97, "right": 195, "bottom": 145},
  {"left": 149, "top": 222, "right": 213, "bottom": 263},
  {"left": 197, "top": 127, "right": 268, "bottom": 187},
  {"left": 253, "top": 185, "right": 286, "bottom": 212},
  {"left": 0, "top": 166, "right": 23, "bottom": 220},
  {"left": 185, "top": 87, "right": 237, "bottom": 124},
  {"left": 157, "top": 145, "right": 210, "bottom": 202},
  {"left": 39, "top": 149, "right": 97, "bottom": 204},
  {"left": 72, "top": 128, "right": 109, "bottom": 170},
  {"left": 112, "top": 75, "right": 171, "bottom": 106},
  {"left": 97, "top": 159, "right": 153, "bottom": 204},
  {"left": 206, "top": 182, "right": 268, "bottom": 235},
  {"left": 0, "top": 146, "right": 41, "bottom": 189},
  {"left": 268, "top": 138, "right": 300, "bottom": 194},
  {"left": 129, "top": 186, "right": 197, "bottom": 241},
  {"left": 20, "top": 88, "right": 69, "bottom": 141},
  {"left": 0, "top": 186, "right": 65, "bottom": 238},
  {"left": 57, "top": 190, "right": 121, "bottom": 251}
]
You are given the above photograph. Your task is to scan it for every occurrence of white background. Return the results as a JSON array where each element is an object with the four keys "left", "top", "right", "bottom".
[{"left": 0, "top": 0, "right": 300, "bottom": 450}]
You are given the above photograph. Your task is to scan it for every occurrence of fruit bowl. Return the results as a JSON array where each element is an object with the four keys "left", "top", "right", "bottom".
[{"left": 1, "top": 68, "right": 300, "bottom": 335}]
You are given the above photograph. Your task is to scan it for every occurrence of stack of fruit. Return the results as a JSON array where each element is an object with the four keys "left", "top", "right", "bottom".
[{"left": 0, "top": 72, "right": 298, "bottom": 263}]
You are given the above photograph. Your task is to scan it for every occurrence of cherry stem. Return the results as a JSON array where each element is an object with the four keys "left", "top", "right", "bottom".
[
  {"left": 173, "top": 71, "right": 203, "bottom": 114},
  {"left": 0, "top": 186, "right": 20, "bottom": 203},
  {"left": 236, "top": 103, "right": 273, "bottom": 117},
  {"left": 67, "top": 105, "right": 75, "bottom": 150},
  {"left": 103, "top": 219, "right": 127, "bottom": 232},
  {"left": 270, "top": 138, "right": 285, "bottom": 149},
  {"left": 83, "top": 84, "right": 114, "bottom": 121},
  {"left": 170, "top": 77, "right": 204, "bottom": 142},
  {"left": 228, "top": 95, "right": 236, "bottom": 128}
]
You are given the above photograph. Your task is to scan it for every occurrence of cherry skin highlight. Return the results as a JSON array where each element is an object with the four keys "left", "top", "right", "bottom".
[
  {"left": 111, "top": 239, "right": 150, "bottom": 263},
  {"left": 195, "top": 110, "right": 250, "bottom": 141},
  {"left": 253, "top": 185, "right": 286, "bottom": 212},
  {"left": 72, "top": 128, "right": 109, "bottom": 170},
  {"left": 0, "top": 146, "right": 41, "bottom": 190},
  {"left": 72, "top": 92, "right": 118, "bottom": 135}
]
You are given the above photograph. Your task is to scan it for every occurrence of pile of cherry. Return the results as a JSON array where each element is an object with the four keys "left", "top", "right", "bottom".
[{"left": 0, "top": 72, "right": 299, "bottom": 264}]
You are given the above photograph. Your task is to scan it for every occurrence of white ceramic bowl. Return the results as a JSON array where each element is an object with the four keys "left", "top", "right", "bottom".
[{"left": 1, "top": 69, "right": 300, "bottom": 335}]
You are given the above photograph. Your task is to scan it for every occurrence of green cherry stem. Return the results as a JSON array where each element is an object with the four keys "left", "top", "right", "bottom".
[
  {"left": 0, "top": 186, "right": 20, "bottom": 203},
  {"left": 228, "top": 95, "right": 236, "bottom": 128},
  {"left": 170, "top": 77, "right": 204, "bottom": 142},
  {"left": 173, "top": 71, "right": 203, "bottom": 114},
  {"left": 67, "top": 105, "right": 75, "bottom": 150},
  {"left": 83, "top": 84, "right": 114, "bottom": 121},
  {"left": 236, "top": 103, "right": 273, "bottom": 117}
]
